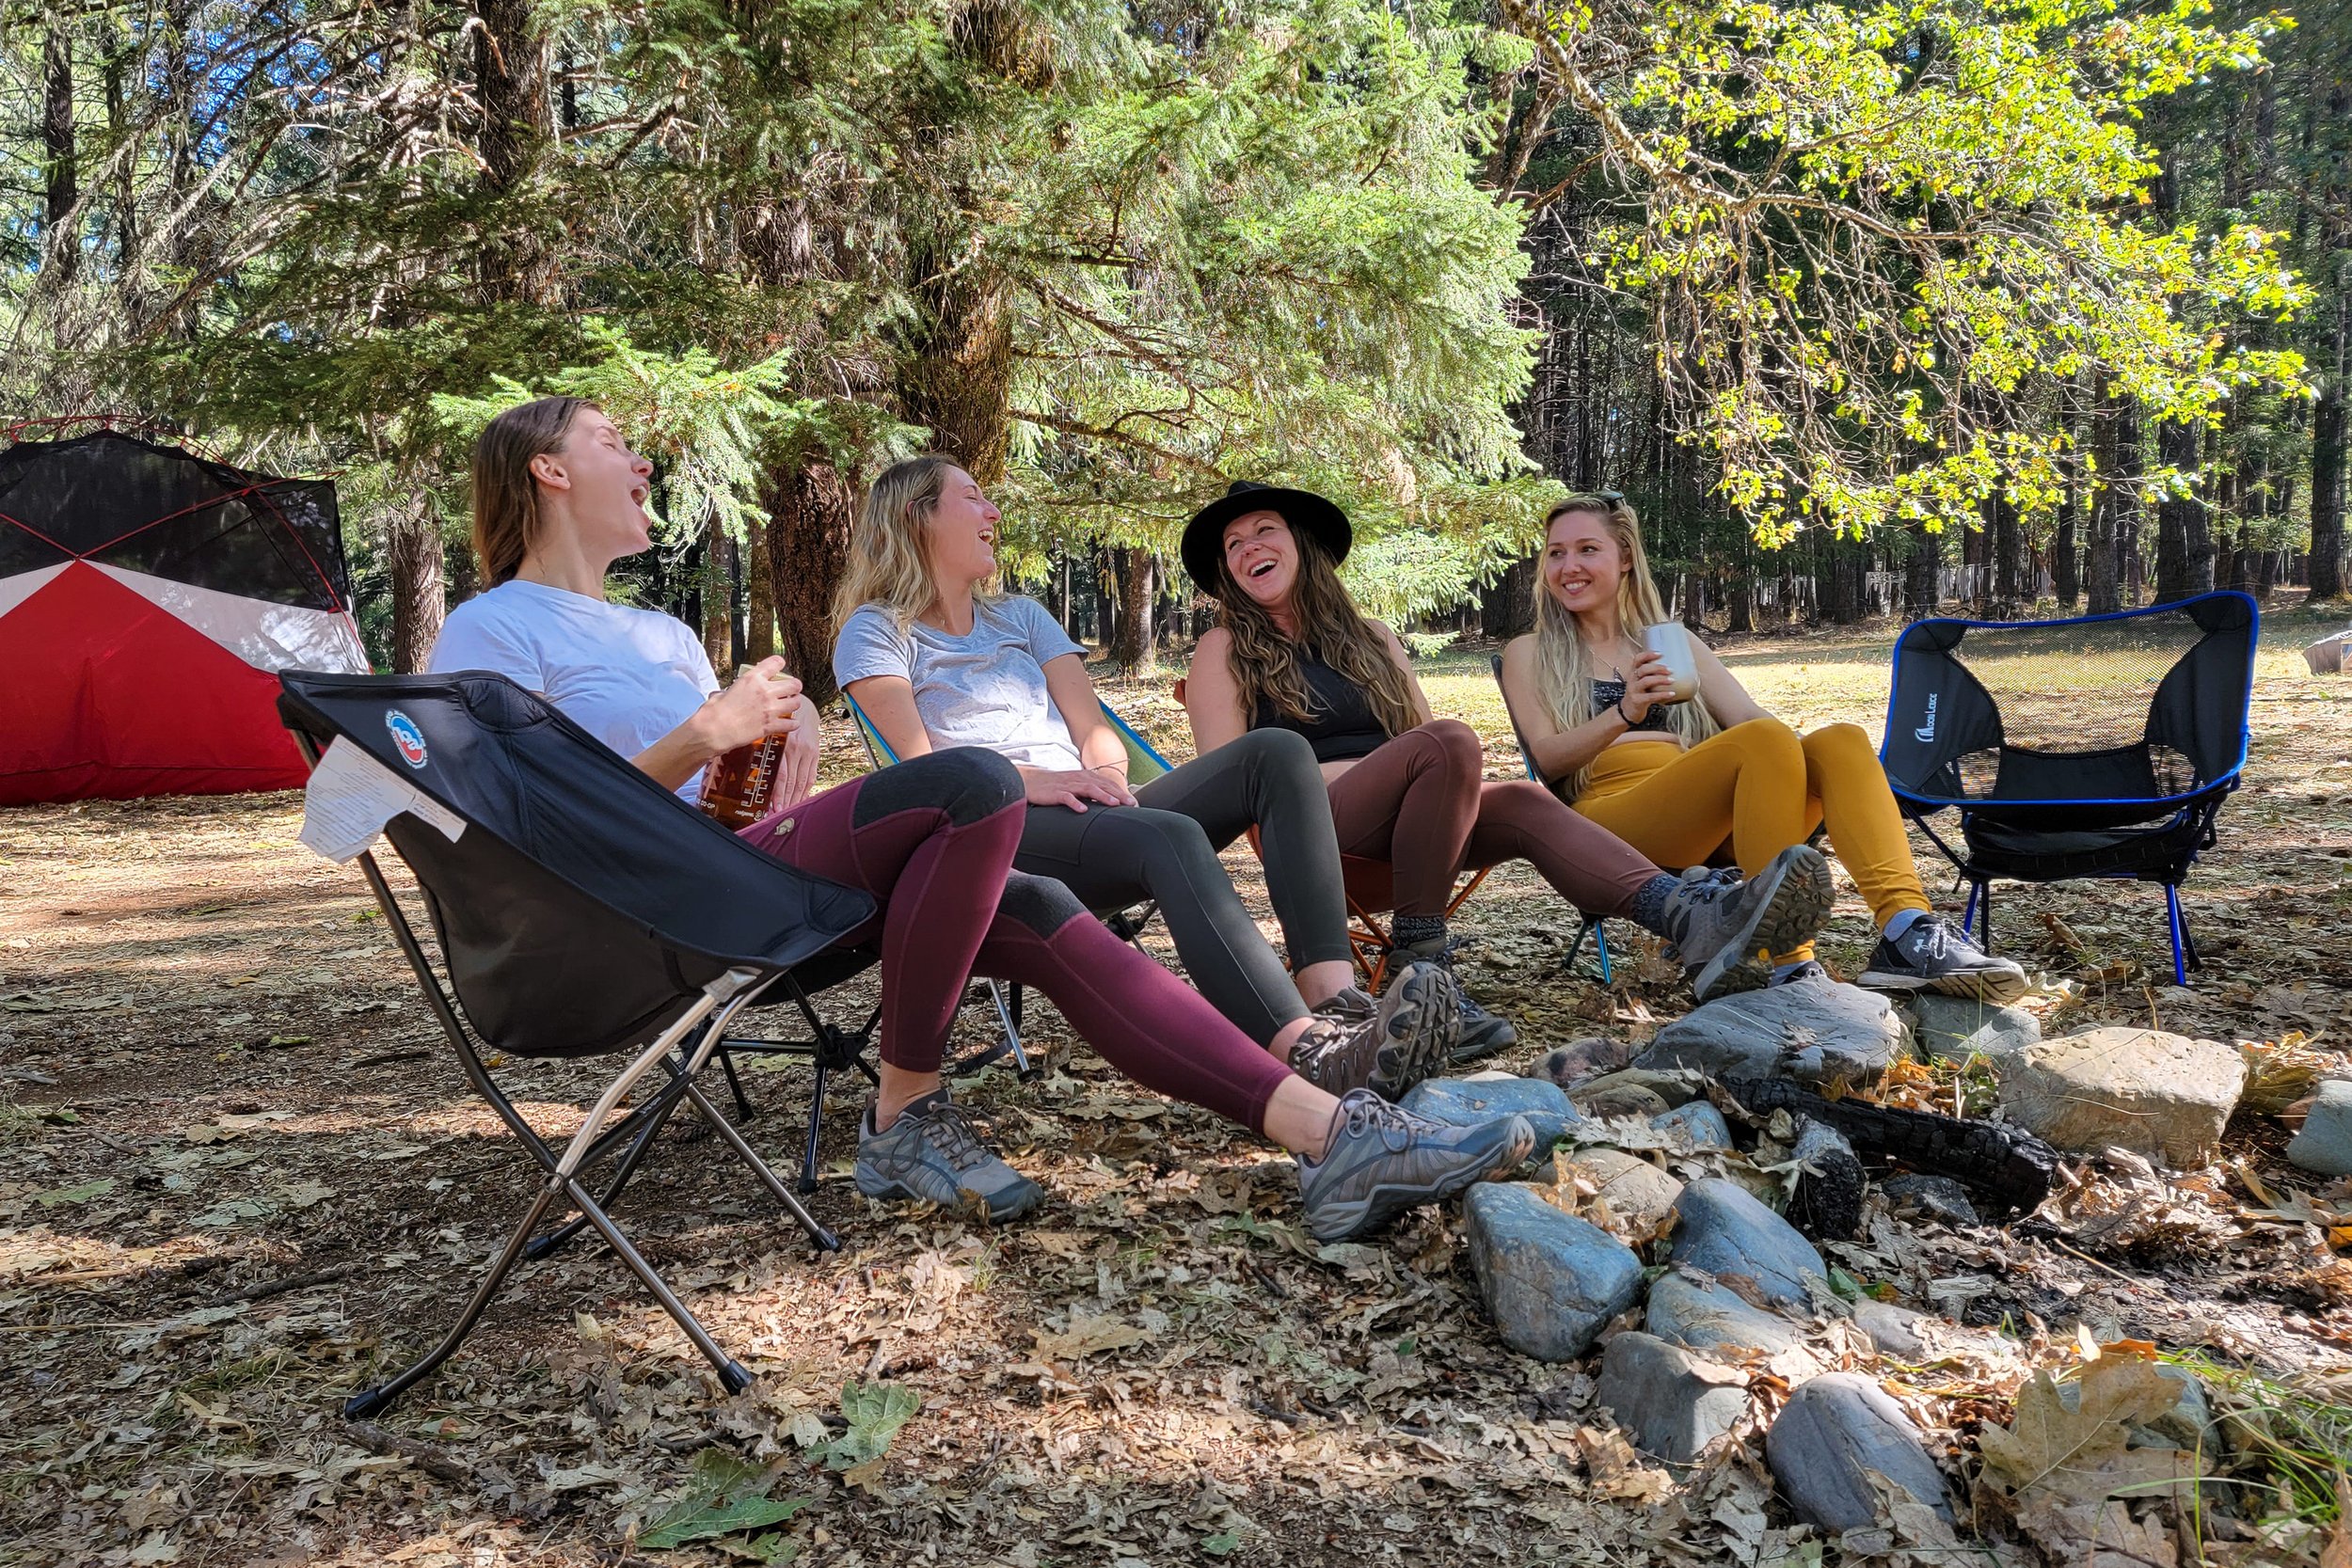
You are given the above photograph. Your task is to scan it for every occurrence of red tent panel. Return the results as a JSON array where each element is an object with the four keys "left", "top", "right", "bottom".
[{"left": 0, "top": 562, "right": 310, "bottom": 803}]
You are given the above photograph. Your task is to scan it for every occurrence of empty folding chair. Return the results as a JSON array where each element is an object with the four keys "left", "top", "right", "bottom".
[
  {"left": 279, "top": 670, "right": 879, "bottom": 1415},
  {"left": 1878, "top": 592, "right": 2257, "bottom": 985}
]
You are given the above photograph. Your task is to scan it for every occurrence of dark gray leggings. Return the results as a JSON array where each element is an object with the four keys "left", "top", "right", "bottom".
[{"left": 1013, "top": 727, "right": 1352, "bottom": 1046}]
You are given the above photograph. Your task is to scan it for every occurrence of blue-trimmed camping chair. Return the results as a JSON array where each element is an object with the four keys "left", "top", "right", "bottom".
[
  {"left": 1877, "top": 592, "right": 2256, "bottom": 986},
  {"left": 1487, "top": 657, "right": 1614, "bottom": 983}
]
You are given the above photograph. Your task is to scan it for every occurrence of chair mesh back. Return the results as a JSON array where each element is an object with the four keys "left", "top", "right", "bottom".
[
  {"left": 278, "top": 671, "right": 874, "bottom": 1058},
  {"left": 1882, "top": 593, "right": 2255, "bottom": 830}
]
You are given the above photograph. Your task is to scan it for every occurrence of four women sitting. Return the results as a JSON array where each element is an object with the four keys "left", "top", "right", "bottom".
[{"left": 430, "top": 402, "right": 2016, "bottom": 1243}]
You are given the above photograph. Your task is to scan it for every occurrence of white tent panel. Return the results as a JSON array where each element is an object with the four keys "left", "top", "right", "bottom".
[
  {"left": 94, "top": 563, "right": 369, "bottom": 673},
  {"left": 0, "top": 562, "right": 70, "bottom": 623}
]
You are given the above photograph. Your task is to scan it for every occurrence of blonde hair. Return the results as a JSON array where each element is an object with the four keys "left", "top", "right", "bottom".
[
  {"left": 833, "top": 453, "right": 990, "bottom": 631},
  {"left": 471, "top": 396, "right": 589, "bottom": 586},
  {"left": 1207, "top": 524, "right": 1419, "bottom": 741},
  {"left": 1530, "top": 493, "right": 1719, "bottom": 800}
]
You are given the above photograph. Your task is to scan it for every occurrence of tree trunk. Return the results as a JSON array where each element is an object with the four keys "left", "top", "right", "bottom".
[
  {"left": 1481, "top": 555, "right": 1538, "bottom": 640},
  {"left": 1113, "top": 547, "right": 1155, "bottom": 673},
  {"left": 898, "top": 257, "right": 1014, "bottom": 482},
  {"left": 702, "top": 531, "right": 734, "bottom": 674},
  {"left": 1991, "top": 491, "right": 2025, "bottom": 614},
  {"left": 2153, "top": 419, "right": 2214, "bottom": 603},
  {"left": 41, "top": 24, "right": 76, "bottom": 288},
  {"left": 474, "top": 0, "right": 554, "bottom": 304},
  {"left": 2313, "top": 280, "right": 2348, "bottom": 601},
  {"left": 1680, "top": 571, "right": 1706, "bottom": 630},
  {"left": 1904, "top": 520, "right": 1939, "bottom": 618},
  {"left": 1726, "top": 573, "right": 1753, "bottom": 634},
  {"left": 2054, "top": 481, "right": 2080, "bottom": 610},
  {"left": 388, "top": 491, "right": 445, "bottom": 674},
  {"left": 743, "top": 510, "right": 775, "bottom": 661},
  {"left": 768, "top": 460, "right": 855, "bottom": 703}
]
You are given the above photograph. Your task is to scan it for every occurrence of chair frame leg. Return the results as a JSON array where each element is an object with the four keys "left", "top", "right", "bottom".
[{"left": 338, "top": 849, "right": 821, "bottom": 1416}]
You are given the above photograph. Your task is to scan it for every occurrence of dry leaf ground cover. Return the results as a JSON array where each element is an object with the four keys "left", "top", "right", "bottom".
[{"left": 5, "top": 606, "right": 2351, "bottom": 1568}]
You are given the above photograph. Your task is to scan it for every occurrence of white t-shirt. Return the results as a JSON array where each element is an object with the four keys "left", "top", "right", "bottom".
[
  {"left": 428, "top": 578, "right": 721, "bottom": 802},
  {"left": 834, "top": 595, "right": 1089, "bottom": 771}
]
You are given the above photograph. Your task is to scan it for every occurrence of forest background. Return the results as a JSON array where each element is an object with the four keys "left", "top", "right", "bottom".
[{"left": 1, "top": 0, "right": 2345, "bottom": 687}]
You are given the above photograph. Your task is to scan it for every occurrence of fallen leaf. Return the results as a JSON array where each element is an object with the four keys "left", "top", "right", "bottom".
[
  {"left": 1979, "top": 1355, "right": 2204, "bottom": 1565},
  {"left": 1575, "top": 1425, "right": 1672, "bottom": 1504},
  {"left": 1032, "top": 1313, "right": 1150, "bottom": 1362}
]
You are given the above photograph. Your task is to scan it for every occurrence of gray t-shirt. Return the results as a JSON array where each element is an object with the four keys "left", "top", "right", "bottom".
[{"left": 834, "top": 596, "right": 1089, "bottom": 770}]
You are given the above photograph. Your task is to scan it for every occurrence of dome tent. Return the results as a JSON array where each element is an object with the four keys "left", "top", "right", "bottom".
[{"left": 0, "top": 426, "right": 368, "bottom": 803}]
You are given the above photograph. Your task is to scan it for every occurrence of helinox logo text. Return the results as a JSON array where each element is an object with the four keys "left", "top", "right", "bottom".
[{"left": 1914, "top": 693, "right": 1938, "bottom": 744}]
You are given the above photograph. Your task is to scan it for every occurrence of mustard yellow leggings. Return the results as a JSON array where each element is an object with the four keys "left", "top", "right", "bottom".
[{"left": 1572, "top": 719, "right": 1930, "bottom": 959}]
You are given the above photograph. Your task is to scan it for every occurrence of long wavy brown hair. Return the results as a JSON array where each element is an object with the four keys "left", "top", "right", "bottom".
[
  {"left": 1209, "top": 523, "right": 1419, "bottom": 740},
  {"left": 471, "top": 395, "right": 589, "bottom": 586}
]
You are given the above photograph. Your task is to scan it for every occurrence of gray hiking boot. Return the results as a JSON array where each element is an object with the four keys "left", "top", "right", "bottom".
[
  {"left": 854, "top": 1089, "right": 1043, "bottom": 1223},
  {"left": 1859, "top": 914, "right": 2028, "bottom": 1003},
  {"left": 1288, "top": 960, "right": 1459, "bottom": 1101},
  {"left": 1657, "top": 845, "right": 1835, "bottom": 1002},
  {"left": 1295, "top": 1089, "right": 1534, "bottom": 1242},
  {"left": 1389, "top": 936, "right": 1518, "bottom": 1063}
]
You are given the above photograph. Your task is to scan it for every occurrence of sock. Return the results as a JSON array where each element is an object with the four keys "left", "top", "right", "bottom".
[
  {"left": 1391, "top": 912, "right": 1447, "bottom": 952},
  {"left": 1770, "top": 959, "right": 1810, "bottom": 984},
  {"left": 1883, "top": 909, "right": 1928, "bottom": 943},
  {"left": 1628, "top": 872, "right": 1682, "bottom": 935}
]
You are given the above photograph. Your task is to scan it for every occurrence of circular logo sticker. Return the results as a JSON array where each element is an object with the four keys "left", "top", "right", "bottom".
[{"left": 386, "top": 709, "right": 429, "bottom": 768}]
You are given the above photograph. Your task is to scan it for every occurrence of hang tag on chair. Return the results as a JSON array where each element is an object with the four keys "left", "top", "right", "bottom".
[{"left": 298, "top": 739, "right": 468, "bottom": 863}]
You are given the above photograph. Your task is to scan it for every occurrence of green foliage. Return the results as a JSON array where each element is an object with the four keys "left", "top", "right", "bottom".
[
  {"left": 635, "top": 1448, "right": 810, "bottom": 1551},
  {"left": 1498, "top": 0, "right": 2312, "bottom": 545}
]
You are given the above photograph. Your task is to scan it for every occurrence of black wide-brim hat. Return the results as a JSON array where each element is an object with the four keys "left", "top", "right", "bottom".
[{"left": 1180, "top": 480, "right": 1352, "bottom": 593}]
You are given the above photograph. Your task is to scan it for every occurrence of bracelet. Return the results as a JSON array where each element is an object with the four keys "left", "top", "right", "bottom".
[{"left": 1615, "top": 698, "right": 1637, "bottom": 726}]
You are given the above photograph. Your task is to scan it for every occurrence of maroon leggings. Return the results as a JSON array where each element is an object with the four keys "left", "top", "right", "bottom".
[
  {"left": 1324, "top": 719, "right": 1661, "bottom": 917},
  {"left": 737, "top": 748, "right": 1292, "bottom": 1134}
]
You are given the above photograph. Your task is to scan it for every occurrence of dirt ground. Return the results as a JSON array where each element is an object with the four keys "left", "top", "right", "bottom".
[{"left": 4, "top": 608, "right": 2350, "bottom": 1568}]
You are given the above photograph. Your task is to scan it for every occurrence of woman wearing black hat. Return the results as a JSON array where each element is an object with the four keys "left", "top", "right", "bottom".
[
  {"left": 835, "top": 455, "right": 1473, "bottom": 1108},
  {"left": 1181, "top": 481, "right": 1836, "bottom": 1040}
]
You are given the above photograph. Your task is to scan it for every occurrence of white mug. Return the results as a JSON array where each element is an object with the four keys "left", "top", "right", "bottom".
[{"left": 1643, "top": 623, "right": 1700, "bottom": 704}]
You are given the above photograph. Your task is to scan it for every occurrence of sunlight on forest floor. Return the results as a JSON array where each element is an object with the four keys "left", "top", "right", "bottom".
[{"left": 4, "top": 609, "right": 2349, "bottom": 1566}]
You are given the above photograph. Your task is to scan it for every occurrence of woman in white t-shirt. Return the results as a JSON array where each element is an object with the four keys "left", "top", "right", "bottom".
[
  {"left": 835, "top": 456, "right": 1465, "bottom": 1107},
  {"left": 424, "top": 398, "right": 1532, "bottom": 1241}
]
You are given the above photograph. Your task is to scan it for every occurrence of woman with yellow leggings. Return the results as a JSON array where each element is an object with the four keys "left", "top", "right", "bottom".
[{"left": 1499, "top": 494, "right": 2027, "bottom": 1001}]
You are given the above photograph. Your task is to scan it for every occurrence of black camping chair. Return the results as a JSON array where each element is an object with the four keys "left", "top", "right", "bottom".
[
  {"left": 1877, "top": 592, "right": 2257, "bottom": 986},
  {"left": 278, "top": 669, "right": 884, "bottom": 1416}
]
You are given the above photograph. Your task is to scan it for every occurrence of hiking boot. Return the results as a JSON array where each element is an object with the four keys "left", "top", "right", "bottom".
[
  {"left": 854, "top": 1089, "right": 1043, "bottom": 1222},
  {"left": 1295, "top": 1089, "right": 1533, "bottom": 1242},
  {"left": 1390, "top": 936, "right": 1518, "bottom": 1063},
  {"left": 1287, "top": 960, "right": 1459, "bottom": 1101},
  {"left": 1858, "top": 914, "right": 2028, "bottom": 1003},
  {"left": 1658, "top": 845, "right": 1835, "bottom": 1003}
]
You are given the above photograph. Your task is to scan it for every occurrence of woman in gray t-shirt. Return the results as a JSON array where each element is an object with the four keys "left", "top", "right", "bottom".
[{"left": 835, "top": 456, "right": 1461, "bottom": 1103}]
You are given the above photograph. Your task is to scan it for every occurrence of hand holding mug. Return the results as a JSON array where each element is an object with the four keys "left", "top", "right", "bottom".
[{"left": 1619, "top": 649, "right": 1680, "bottom": 723}]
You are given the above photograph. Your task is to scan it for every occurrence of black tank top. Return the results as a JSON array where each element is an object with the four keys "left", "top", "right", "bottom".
[{"left": 1250, "top": 650, "right": 1390, "bottom": 762}]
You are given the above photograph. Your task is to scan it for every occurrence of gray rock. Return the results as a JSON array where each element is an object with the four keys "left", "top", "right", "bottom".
[
  {"left": 1850, "top": 1299, "right": 1929, "bottom": 1359},
  {"left": 1404, "top": 1076, "right": 1582, "bottom": 1153},
  {"left": 1534, "top": 1036, "right": 1637, "bottom": 1089},
  {"left": 1634, "top": 982, "right": 1908, "bottom": 1085},
  {"left": 1668, "top": 1179, "right": 1827, "bottom": 1308},
  {"left": 1645, "top": 1269, "right": 1808, "bottom": 1356},
  {"left": 1651, "top": 1101, "right": 1732, "bottom": 1149},
  {"left": 1996, "top": 1027, "right": 2247, "bottom": 1167},
  {"left": 1571, "top": 1083, "right": 1673, "bottom": 1120},
  {"left": 1597, "top": 1332, "right": 1751, "bottom": 1464},
  {"left": 1540, "top": 1147, "right": 1686, "bottom": 1234},
  {"left": 1909, "top": 994, "right": 2041, "bottom": 1063},
  {"left": 1767, "top": 1373, "right": 1954, "bottom": 1531},
  {"left": 1573, "top": 1066, "right": 1708, "bottom": 1108},
  {"left": 1880, "top": 1174, "right": 1980, "bottom": 1227},
  {"left": 2286, "top": 1078, "right": 2352, "bottom": 1177},
  {"left": 1463, "top": 1183, "right": 1646, "bottom": 1362}
]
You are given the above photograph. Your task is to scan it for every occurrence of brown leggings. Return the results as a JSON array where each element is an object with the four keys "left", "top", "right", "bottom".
[{"left": 1323, "top": 719, "right": 1661, "bottom": 918}]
